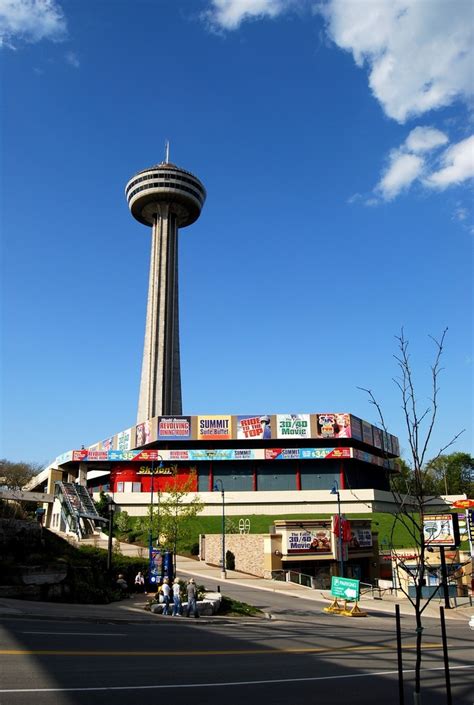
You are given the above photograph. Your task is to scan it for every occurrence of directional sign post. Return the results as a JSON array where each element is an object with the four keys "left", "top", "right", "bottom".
[{"left": 331, "top": 576, "right": 360, "bottom": 602}]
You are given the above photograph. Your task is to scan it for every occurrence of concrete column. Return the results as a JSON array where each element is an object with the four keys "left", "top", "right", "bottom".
[{"left": 137, "top": 205, "right": 182, "bottom": 423}]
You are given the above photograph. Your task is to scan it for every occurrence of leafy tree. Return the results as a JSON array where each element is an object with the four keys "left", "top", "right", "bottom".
[
  {"left": 390, "top": 458, "right": 414, "bottom": 494},
  {"left": 0, "top": 459, "right": 43, "bottom": 490},
  {"left": 425, "top": 452, "right": 473, "bottom": 496},
  {"left": 156, "top": 469, "right": 204, "bottom": 567},
  {"left": 361, "top": 328, "right": 466, "bottom": 704},
  {"left": 114, "top": 510, "right": 131, "bottom": 534},
  {"left": 93, "top": 491, "right": 111, "bottom": 520}
]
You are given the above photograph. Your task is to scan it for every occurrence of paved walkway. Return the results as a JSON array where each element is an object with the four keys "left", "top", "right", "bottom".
[{"left": 1, "top": 535, "right": 472, "bottom": 624}]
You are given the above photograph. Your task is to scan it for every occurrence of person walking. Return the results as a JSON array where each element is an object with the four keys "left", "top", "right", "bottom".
[
  {"left": 161, "top": 577, "right": 171, "bottom": 615},
  {"left": 185, "top": 578, "right": 199, "bottom": 618},
  {"left": 172, "top": 577, "right": 182, "bottom": 616}
]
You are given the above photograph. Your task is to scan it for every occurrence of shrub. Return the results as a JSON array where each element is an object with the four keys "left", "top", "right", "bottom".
[{"left": 225, "top": 550, "right": 235, "bottom": 571}]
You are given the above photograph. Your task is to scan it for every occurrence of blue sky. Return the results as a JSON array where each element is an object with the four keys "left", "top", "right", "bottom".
[{"left": 1, "top": 0, "right": 473, "bottom": 467}]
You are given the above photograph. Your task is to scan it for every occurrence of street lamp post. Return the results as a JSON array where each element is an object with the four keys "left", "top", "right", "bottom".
[
  {"left": 148, "top": 456, "right": 163, "bottom": 586},
  {"left": 331, "top": 480, "right": 344, "bottom": 578},
  {"left": 214, "top": 479, "right": 226, "bottom": 579},
  {"left": 106, "top": 496, "right": 116, "bottom": 573}
]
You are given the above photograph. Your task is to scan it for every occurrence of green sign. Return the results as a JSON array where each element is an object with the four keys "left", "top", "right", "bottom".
[{"left": 331, "top": 576, "right": 360, "bottom": 601}]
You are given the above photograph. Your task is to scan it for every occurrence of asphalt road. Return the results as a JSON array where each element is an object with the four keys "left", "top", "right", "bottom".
[{"left": 1, "top": 599, "right": 472, "bottom": 705}]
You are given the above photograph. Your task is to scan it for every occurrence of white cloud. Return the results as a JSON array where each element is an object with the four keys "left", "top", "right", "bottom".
[
  {"left": 204, "top": 1, "right": 473, "bottom": 124},
  {"left": 425, "top": 135, "right": 474, "bottom": 189},
  {"left": 404, "top": 126, "right": 448, "bottom": 154},
  {"left": 372, "top": 129, "right": 474, "bottom": 202},
  {"left": 377, "top": 151, "right": 424, "bottom": 201},
  {"left": 322, "top": 0, "right": 474, "bottom": 123},
  {"left": 204, "top": 0, "right": 291, "bottom": 30},
  {"left": 65, "top": 50, "right": 79, "bottom": 68},
  {"left": 0, "top": 0, "right": 67, "bottom": 48}
]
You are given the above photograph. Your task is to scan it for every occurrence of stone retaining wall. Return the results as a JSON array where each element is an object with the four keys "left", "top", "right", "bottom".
[{"left": 201, "top": 534, "right": 267, "bottom": 577}]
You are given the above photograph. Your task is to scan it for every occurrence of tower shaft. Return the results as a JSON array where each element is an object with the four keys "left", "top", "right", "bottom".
[{"left": 137, "top": 203, "right": 182, "bottom": 423}]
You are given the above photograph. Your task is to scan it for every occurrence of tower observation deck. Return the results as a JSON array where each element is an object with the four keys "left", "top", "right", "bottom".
[{"left": 126, "top": 154, "right": 206, "bottom": 424}]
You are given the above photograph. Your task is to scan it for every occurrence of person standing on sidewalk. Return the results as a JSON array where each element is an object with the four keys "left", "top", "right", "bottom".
[
  {"left": 161, "top": 577, "right": 171, "bottom": 615},
  {"left": 172, "top": 578, "right": 182, "bottom": 616},
  {"left": 185, "top": 578, "right": 199, "bottom": 618}
]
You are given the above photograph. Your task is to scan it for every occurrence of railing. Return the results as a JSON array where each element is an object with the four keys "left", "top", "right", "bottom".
[
  {"left": 55, "top": 482, "right": 105, "bottom": 539},
  {"left": 287, "top": 570, "right": 314, "bottom": 589}
]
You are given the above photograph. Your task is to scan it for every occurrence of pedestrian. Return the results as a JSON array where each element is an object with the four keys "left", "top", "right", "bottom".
[
  {"left": 185, "top": 578, "right": 199, "bottom": 618},
  {"left": 161, "top": 577, "right": 171, "bottom": 615},
  {"left": 172, "top": 577, "right": 182, "bottom": 616},
  {"left": 134, "top": 571, "right": 145, "bottom": 594},
  {"left": 116, "top": 574, "right": 129, "bottom": 597}
]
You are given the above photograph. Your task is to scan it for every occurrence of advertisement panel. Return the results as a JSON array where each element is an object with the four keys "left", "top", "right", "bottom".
[
  {"left": 348, "top": 527, "right": 373, "bottom": 549},
  {"left": 315, "top": 413, "right": 352, "bottom": 438},
  {"left": 350, "top": 415, "right": 363, "bottom": 441},
  {"left": 117, "top": 428, "right": 132, "bottom": 451},
  {"left": 362, "top": 420, "right": 373, "bottom": 446},
  {"left": 197, "top": 415, "right": 232, "bottom": 440},
  {"left": 157, "top": 416, "right": 191, "bottom": 441},
  {"left": 382, "top": 431, "right": 393, "bottom": 455},
  {"left": 299, "top": 448, "right": 352, "bottom": 460},
  {"left": 372, "top": 426, "right": 382, "bottom": 450},
  {"left": 135, "top": 421, "right": 152, "bottom": 447},
  {"left": 265, "top": 448, "right": 301, "bottom": 461},
  {"left": 423, "top": 514, "right": 460, "bottom": 548},
  {"left": 287, "top": 527, "right": 332, "bottom": 554},
  {"left": 237, "top": 415, "right": 272, "bottom": 440},
  {"left": 276, "top": 414, "right": 311, "bottom": 439},
  {"left": 101, "top": 437, "right": 114, "bottom": 451},
  {"left": 390, "top": 434, "right": 400, "bottom": 456}
]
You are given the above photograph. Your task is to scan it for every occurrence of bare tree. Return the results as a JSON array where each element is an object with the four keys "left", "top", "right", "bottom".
[{"left": 360, "top": 328, "right": 465, "bottom": 704}]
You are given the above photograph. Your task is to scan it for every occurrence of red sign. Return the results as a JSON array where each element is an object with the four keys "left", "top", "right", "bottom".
[{"left": 451, "top": 499, "right": 474, "bottom": 509}]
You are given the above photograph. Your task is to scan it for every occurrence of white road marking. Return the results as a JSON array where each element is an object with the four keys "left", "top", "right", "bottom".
[
  {"left": 21, "top": 632, "right": 126, "bottom": 637},
  {"left": 0, "top": 664, "right": 472, "bottom": 693}
]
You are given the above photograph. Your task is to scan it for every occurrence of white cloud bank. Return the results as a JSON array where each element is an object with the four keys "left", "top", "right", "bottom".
[
  {"left": 205, "top": 0, "right": 474, "bottom": 123},
  {"left": 374, "top": 127, "right": 474, "bottom": 201},
  {"left": 322, "top": 0, "right": 474, "bottom": 123},
  {"left": 203, "top": 0, "right": 291, "bottom": 30},
  {"left": 0, "top": 0, "right": 66, "bottom": 48},
  {"left": 426, "top": 135, "right": 474, "bottom": 189}
]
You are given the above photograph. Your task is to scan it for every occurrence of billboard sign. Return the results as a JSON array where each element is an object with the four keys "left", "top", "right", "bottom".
[
  {"left": 197, "top": 415, "right": 232, "bottom": 440},
  {"left": 237, "top": 415, "right": 272, "bottom": 440},
  {"left": 157, "top": 416, "right": 191, "bottom": 440},
  {"left": 287, "top": 527, "right": 332, "bottom": 554},
  {"left": 423, "top": 514, "right": 460, "bottom": 548},
  {"left": 276, "top": 414, "right": 311, "bottom": 439}
]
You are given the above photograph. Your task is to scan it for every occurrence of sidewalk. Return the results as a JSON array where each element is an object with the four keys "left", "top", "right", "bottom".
[
  {"left": 2, "top": 536, "right": 472, "bottom": 624},
  {"left": 175, "top": 554, "right": 474, "bottom": 622}
]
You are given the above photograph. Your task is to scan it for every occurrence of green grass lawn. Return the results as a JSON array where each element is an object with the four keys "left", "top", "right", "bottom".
[{"left": 126, "top": 512, "right": 434, "bottom": 551}]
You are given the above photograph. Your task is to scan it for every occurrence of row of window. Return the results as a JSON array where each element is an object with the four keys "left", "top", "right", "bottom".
[
  {"left": 127, "top": 180, "right": 204, "bottom": 207},
  {"left": 126, "top": 171, "right": 205, "bottom": 198}
]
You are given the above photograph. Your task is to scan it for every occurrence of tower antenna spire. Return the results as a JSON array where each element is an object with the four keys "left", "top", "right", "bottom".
[{"left": 165, "top": 140, "right": 170, "bottom": 164}]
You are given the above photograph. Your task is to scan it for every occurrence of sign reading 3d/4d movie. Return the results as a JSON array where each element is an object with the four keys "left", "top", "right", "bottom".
[
  {"left": 237, "top": 415, "right": 272, "bottom": 439},
  {"left": 276, "top": 414, "right": 311, "bottom": 438},
  {"left": 287, "top": 528, "right": 332, "bottom": 553},
  {"left": 197, "top": 415, "right": 232, "bottom": 440},
  {"left": 158, "top": 416, "right": 191, "bottom": 440}
]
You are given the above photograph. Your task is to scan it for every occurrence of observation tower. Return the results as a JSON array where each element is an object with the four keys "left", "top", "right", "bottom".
[{"left": 126, "top": 145, "right": 206, "bottom": 423}]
